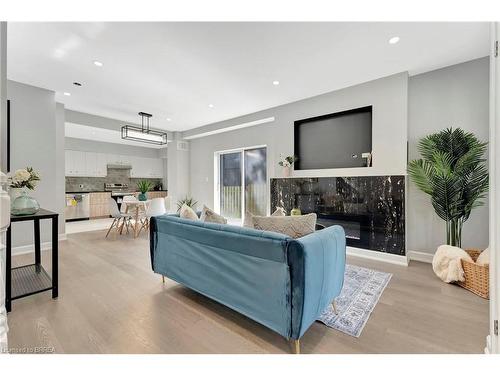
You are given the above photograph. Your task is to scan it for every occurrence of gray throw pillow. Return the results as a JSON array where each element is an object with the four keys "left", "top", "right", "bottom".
[
  {"left": 252, "top": 213, "right": 317, "bottom": 239},
  {"left": 200, "top": 205, "right": 227, "bottom": 224}
]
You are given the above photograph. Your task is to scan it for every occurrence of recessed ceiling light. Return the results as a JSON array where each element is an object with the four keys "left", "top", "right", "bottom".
[
  {"left": 272, "top": 80, "right": 280, "bottom": 86},
  {"left": 208, "top": 104, "right": 215, "bottom": 108},
  {"left": 63, "top": 92, "right": 71, "bottom": 96},
  {"left": 93, "top": 60, "right": 103, "bottom": 67},
  {"left": 389, "top": 36, "right": 400, "bottom": 44},
  {"left": 166, "top": 118, "right": 172, "bottom": 122}
]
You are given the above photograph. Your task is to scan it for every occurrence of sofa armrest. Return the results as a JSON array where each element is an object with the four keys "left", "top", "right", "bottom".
[{"left": 287, "top": 225, "right": 346, "bottom": 339}]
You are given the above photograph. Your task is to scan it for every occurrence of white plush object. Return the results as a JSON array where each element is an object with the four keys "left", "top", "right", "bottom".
[
  {"left": 179, "top": 204, "right": 198, "bottom": 221},
  {"left": 243, "top": 207, "right": 286, "bottom": 228},
  {"left": 476, "top": 247, "right": 490, "bottom": 266},
  {"left": 432, "top": 245, "right": 473, "bottom": 283}
]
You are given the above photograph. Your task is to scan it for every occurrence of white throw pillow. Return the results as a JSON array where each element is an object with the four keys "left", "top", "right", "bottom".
[
  {"left": 179, "top": 204, "right": 198, "bottom": 221},
  {"left": 252, "top": 213, "right": 317, "bottom": 239},
  {"left": 244, "top": 207, "right": 286, "bottom": 228},
  {"left": 476, "top": 247, "right": 490, "bottom": 266},
  {"left": 200, "top": 205, "right": 227, "bottom": 224}
]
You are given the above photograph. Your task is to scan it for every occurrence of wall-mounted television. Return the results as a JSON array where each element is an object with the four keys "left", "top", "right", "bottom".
[{"left": 294, "top": 106, "right": 372, "bottom": 170}]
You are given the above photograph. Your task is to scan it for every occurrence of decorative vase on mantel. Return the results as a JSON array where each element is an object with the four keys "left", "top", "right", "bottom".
[
  {"left": 11, "top": 188, "right": 40, "bottom": 216},
  {"left": 282, "top": 166, "right": 291, "bottom": 178}
]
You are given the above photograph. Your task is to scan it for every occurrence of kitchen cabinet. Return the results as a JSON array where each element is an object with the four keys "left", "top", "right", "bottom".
[
  {"left": 65, "top": 150, "right": 164, "bottom": 179},
  {"left": 65, "top": 150, "right": 86, "bottom": 176},
  {"left": 66, "top": 150, "right": 107, "bottom": 177},
  {"left": 130, "top": 157, "right": 163, "bottom": 178},
  {"left": 147, "top": 191, "right": 167, "bottom": 200},
  {"left": 89, "top": 192, "right": 111, "bottom": 218}
]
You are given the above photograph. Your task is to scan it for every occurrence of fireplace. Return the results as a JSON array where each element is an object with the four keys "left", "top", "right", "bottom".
[{"left": 270, "top": 176, "right": 405, "bottom": 255}]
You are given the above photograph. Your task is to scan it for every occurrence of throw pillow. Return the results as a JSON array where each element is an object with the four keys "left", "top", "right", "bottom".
[
  {"left": 179, "top": 204, "right": 198, "bottom": 221},
  {"left": 252, "top": 213, "right": 317, "bottom": 239},
  {"left": 243, "top": 207, "right": 286, "bottom": 228},
  {"left": 200, "top": 205, "right": 227, "bottom": 224},
  {"left": 272, "top": 206, "right": 286, "bottom": 216},
  {"left": 243, "top": 211, "right": 254, "bottom": 228}
]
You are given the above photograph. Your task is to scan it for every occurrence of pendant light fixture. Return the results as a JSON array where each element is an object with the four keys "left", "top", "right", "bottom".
[{"left": 121, "top": 112, "right": 168, "bottom": 145}]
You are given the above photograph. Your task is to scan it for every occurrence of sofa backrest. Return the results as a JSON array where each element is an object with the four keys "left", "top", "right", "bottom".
[{"left": 153, "top": 214, "right": 291, "bottom": 263}]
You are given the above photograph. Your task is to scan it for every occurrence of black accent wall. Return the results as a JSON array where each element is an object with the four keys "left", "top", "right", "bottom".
[{"left": 270, "top": 176, "right": 405, "bottom": 255}]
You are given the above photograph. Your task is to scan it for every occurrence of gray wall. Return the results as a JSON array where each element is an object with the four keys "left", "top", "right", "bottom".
[
  {"left": 188, "top": 72, "right": 408, "bottom": 211},
  {"left": 408, "top": 57, "right": 490, "bottom": 254},
  {"left": 8, "top": 80, "right": 64, "bottom": 247}
]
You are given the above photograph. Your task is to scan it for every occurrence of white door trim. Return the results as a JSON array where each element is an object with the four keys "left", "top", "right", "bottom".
[{"left": 488, "top": 21, "right": 499, "bottom": 354}]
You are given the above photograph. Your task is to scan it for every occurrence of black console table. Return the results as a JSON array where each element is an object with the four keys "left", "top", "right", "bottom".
[{"left": 5, "top": 209, "right": 59, "bottom": 312}]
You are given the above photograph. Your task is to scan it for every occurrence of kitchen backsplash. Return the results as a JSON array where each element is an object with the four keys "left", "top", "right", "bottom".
[{"left": 66, "top": 168, "right": 164, "bottom": 192}]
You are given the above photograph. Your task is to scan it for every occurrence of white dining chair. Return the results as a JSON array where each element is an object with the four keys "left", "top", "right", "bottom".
[
  {"left": 137, "top": 198, "right": 166, "bottom": 236},
  {"left": 121, "top": 195, "right": 138, "bottom": 213},
  {"left": 106, "top": 197, "right": 133, "bottom": 238}
]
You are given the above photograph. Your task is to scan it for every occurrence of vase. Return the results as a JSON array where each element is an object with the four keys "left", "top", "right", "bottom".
[
  {"left": 9, "top": 187, "right": 23, "bottom": 203},
  {"left": 138, "top": 192, "right": 148, "bottom": 201},
  {"left": 282, "top": 166, "right": 291, "bottom": 178},
  {"left": 11, "top": 189, "right": 40, "bottom": 216}
]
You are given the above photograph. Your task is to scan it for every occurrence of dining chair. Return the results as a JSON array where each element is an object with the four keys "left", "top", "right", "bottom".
[
  {"left": 106, "top": 197, "right": 133, "bottom": 238},
  {"left": 121, "top": 195, "right": 138, "bottom": 213},
  {"left": 137, "top": 198, "right": 166, "bottom": 236}
]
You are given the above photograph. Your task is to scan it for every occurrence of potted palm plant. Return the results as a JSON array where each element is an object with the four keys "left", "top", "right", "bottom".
[
  {"left": 408, "top": 128, "right": 489, "bottom": 247},
  {"left": 137, "top": 180, "right": 153, "bottom": 201},
  {"left": 176, "top": 196, "right": 198, "bottom": 212}
]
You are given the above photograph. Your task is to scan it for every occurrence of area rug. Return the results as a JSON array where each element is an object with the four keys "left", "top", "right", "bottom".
[{"left": 317, "top": 264, "right": 392, "bottom": 337}]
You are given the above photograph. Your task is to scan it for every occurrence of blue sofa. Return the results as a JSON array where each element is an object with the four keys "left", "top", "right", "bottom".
[{"left": 149, "top": 214, "right": 346, "bottom": 352}]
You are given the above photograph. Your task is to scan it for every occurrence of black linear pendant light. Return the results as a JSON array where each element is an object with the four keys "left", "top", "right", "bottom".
[{"left": 121, "top": 112, "right": 168, "bottom": 145}]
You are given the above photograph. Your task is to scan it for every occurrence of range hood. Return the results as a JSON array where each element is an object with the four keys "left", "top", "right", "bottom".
[{"left": 107, "top": 163, "right": 132, "bottom": 170}]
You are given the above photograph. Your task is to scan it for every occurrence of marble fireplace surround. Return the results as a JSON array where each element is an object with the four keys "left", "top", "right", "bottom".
[{"left": 270, "top": 176, "right": 405, "bottom": 257}]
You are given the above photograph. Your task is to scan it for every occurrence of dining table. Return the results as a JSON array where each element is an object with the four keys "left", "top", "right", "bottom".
[{"left": 123, "top": 199, "right": 151, "bottom": 238}]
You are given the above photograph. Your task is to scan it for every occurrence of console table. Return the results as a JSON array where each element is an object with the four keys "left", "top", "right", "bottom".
[{"left": 5, "top": 209, "right": 59, "bottom": 312}]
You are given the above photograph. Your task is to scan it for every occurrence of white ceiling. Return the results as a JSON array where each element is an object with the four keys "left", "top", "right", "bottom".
[{"left": 7, "top": 22, "right": 490, "bottom": 132}]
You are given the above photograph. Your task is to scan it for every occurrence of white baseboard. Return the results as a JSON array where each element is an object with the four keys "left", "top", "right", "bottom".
[
  {"left": 407, "top": 250, "right": 434, "bottom": 264},
  {"left": 347, "top": 246, "right": 409, "bottom": 266},
  {"left": 12, "top": 234, "right": 67, "bottom": 256}
]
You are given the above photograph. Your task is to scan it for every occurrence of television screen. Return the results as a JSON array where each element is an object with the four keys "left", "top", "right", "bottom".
[{"left": 294, "top": 106, "right": 372, "bottom": 170}]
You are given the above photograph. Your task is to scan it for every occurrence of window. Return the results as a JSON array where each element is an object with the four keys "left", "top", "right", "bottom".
[{"left": 216, "top": 146, "right": 267, "bottom": 222}]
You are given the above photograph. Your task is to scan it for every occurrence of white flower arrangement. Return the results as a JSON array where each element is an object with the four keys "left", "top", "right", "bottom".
[{"left": 9, "top": 167, "right": 40, "bottom": 190}]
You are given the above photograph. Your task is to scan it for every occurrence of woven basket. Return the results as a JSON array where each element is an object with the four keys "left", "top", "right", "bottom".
[{"left": 456, "top": 249, "right": 489, "bottom": 299}]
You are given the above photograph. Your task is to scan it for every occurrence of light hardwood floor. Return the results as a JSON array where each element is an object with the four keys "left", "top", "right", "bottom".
[{"left": 7, "top": 229, "right": 489, "bottom": 354}]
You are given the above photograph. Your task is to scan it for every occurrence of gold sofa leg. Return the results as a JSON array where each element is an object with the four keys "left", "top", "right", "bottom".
[
  {"left": 292, "top": 339, "right": 300, "bottom": 354},
  {"left": 162, "top": 275, "right": 165, "bottom": 284},
  {"left": 332, "top": 300, "right": 338, "bottom": 315}
]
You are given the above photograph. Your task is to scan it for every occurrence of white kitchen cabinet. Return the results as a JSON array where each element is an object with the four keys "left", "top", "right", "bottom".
[
  {"left": 65, "top": 151, "right": 163, "bottom": 179},
  {"left": 84, "top": 152, "right": 97, "bottom": 176},
  {"left": 129, "top": 157, "right": 163, "bottom": 178},
  {"left": 96, "top": 153, "right": 108, "bottom": 177},
  {"left": 65, "top": 150, "right": 86, "bottom": 176}
]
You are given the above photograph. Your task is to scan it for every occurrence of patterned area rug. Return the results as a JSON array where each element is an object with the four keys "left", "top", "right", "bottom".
[{"left": 317, "top": 264, "right": 392, "bottom": 337}]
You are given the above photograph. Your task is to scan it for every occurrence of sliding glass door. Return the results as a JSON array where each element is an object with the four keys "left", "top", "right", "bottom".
[{"left": 218, "top": 146, "right": 267, "bottom": 221}]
